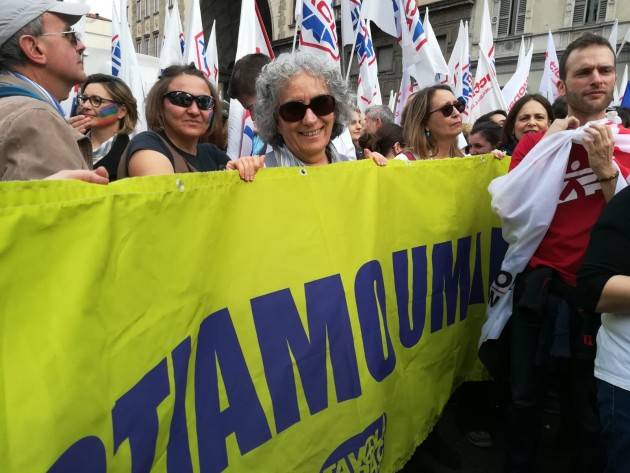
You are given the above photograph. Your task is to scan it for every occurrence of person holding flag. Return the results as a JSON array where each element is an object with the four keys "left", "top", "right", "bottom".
[{"left": 491, "top": 33, "right": 630, "bottom": 473}]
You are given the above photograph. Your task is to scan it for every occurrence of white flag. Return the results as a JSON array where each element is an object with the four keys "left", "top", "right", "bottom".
[
  {"left": 466, "top": 50, "right": 506, "bottom": 124},
  {"left": 227, "top": 0, "right": 274, "bottom": 159},
  {"left": 478, "top": 0, "right": 495, "bottom": 68},
  {"left": 609, "top": 20, "right": 618, "bottom": 52},
  {"left": 388, "top": 89, "right": 396, "bottom": 112},
  {"left": 538, "top": 31, "right": 561, "bottom": 103},
  {"left": 614, "top": 64, "right": 628, "bottom": 106},
  {"left": 183, "top": 0, "right": 210, "bottom": 76},
  {"left": 620, "top": 27, "right": 630, "bottom": 56},
  {"left": 502, "top": 42, "right": 533, "bottom": 111},
  {"left": 112, "top": 0, "right": 146, "bottom": 131},
  {"left": 296, "top": 0, "right": 340, "bottom": 65},
  {"left": 340, "top": 0, "right": 357, "bottom": 47},
  {"left": 422, "top": 8, "right": 449, "bottom": 83},
  {"left": 448, "top": 20, "right": 466, "bottom": 99},
  {"left": 394, "top": 65, "right": 418, "bottom": 125},
  {"left": 361, "top": 0, "right": 398, "bottom": 39},
  {"left": 205, "top": 20, "right": 219, "bottom": 90},
  {"left": 159, "top": 0, "right": 185, "bottom": 70}
]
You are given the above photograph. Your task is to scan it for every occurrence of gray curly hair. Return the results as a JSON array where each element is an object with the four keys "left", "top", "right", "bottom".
[{"left": 253, "top": 51, "right": 352, "bottom": 146}]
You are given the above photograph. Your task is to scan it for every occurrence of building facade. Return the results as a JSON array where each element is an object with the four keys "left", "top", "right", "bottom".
[{"left": 128, "top": 0, "right": 630, "bottom": 100}]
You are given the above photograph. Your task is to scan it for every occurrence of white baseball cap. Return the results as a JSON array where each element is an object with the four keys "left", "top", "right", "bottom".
[{"left": 0, "top": 0, "right": 89, "bottom": 47}]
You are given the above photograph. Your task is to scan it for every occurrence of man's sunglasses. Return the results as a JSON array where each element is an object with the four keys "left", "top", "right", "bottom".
[
  {"left": 77, "top": 94, "right": 117, "bottom": 108},
  {"left": 163, "top": 91, "right": 215, "bottom": 111},
  {"left": 429, "top": 100, "right": 466, "bottom": 117},
  {"left": 277, "top": 94, "right": 336, "bottom": 122},
  {"left": 38, "top": 29, "right": 82, "bottom": 46}
]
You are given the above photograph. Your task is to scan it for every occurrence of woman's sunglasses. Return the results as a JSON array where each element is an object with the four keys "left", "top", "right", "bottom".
[
  {"left": 429, "top": 100, "right": 466, "bottom": 117},
  {"left": 163, "top": 91, "right": 215, "bottom": 111},
  {"left": 77, "top": 94, "right": 117, "bottom": 108},
  {"left": 277, "top": 94, "right": 336, "bottom": 122}
]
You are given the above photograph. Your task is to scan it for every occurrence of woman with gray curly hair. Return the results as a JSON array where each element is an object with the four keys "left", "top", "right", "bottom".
[{"left": 252, "top": 51, "right": 354, "bottom": 167}]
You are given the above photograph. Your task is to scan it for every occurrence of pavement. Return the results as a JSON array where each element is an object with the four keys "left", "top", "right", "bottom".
[{"left": 398, "top": 396, "right": 569, "bottom": 473}]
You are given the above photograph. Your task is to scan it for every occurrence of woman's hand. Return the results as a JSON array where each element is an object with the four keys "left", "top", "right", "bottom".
[
  {"left": 226, "top": 155, "right": 265, "bottom": 182},
  {"left": 45, "top": 166, "right": 109, "bottom": 184},
  {"left": 68, "top": 115, "right": 93, "bottom": 135},
  {"left": 364, "top": 149, "right": 388, "bottom": 166},
  {"left": 491, "top": 149, "right": 507, "bottom": 160}
]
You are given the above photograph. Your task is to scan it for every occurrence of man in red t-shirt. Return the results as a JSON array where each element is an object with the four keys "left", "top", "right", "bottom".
[{"left": 506, "top": 33, "right": 628, "bottom": 473}]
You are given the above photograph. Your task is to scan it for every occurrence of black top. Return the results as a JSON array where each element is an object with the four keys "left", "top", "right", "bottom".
[
  {"left": 126, "top": 131, "right": 230, "bottom": 172},
  {"left": 94, "top": 133, "right": 129, "bottom": 182},
  {"left": 577, "top": 186, "right": 630, "bottom": 312}
]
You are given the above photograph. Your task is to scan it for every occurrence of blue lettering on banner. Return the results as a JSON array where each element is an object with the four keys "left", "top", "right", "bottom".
[
  {"left": 431, "top": 237, "right": 472, "bottom": 332},
  {"left": 47, "top": 436, "right": 106, "bottom": 473},
  {"left": 355, "top": 261, "right": 397, "bottom": 382},
  {"left": 195, "top": 308, "right": 272, "bottom": 473},
  {"left": 48, "top": 231, "right": 502, "bottom": 472},
  {"left": 393, "top": 245, "right": 427, "bottom": 348},
  {"left": 112, "top": 359, "right": 170, "bottom": 473},
  {"left": 167, "top": 338, "right": 193, "bottom": 473},
  {"left": 320, "top": 414, "right": 387, "bottom": 473},
  {"left": 251, "top": 275, "right": 362, "bottom": 434}
]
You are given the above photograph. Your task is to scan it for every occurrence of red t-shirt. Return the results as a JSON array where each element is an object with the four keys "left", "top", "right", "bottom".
[{"left": 510, "top": 127, "right": 630, "bottom": 285}]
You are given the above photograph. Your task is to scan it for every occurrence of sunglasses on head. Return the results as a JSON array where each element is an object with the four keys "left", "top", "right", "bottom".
[
  {"left": 77, "top": 94, "right": 117, "bottom": 108},
  {"left": 277, "top": 94, "right": 336, "bottom": 122},
  {"left": 163, "top": 91, "right": 215, "bottom": 111},
  {"left": 429, "top": 100, "right": 465, "bottom": 117}
]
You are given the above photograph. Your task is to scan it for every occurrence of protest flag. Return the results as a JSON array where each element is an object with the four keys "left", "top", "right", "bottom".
[
  {"left": 205, "top": 20, "right": 219, "bottom": 90},
  {"left": 422, "top": 8, "right": 449, "bottom": 85},
  {"left": 538, "top": 31, "right": 561, "bottom": 103},
  {"left": 466, "top": 49, "right": 506, "bottom": 124},
  {"left": 617, "top": 65, "right": 628, "bottom": 106},
  {"left": 502, "top": 40, "right": 533, "bottom": 111},
  {"left": 609, "top": 20, "right": 618, "bottom": 53},
  {"left": 112, "top": 0, "right": 146, "bottom": 131},
  {"left": 478, "top": 0, "right": 495, "bottom": 68},
  {"left": 226, "top": 0, "right": 274, "bottom": 159},
  {"left": 394, "top": 66, "right": 418, "bottom": 125},
  {"left": 183, "top": 0, "right": 210, "bottom": 76},
  {"left": 448, "top": 20, "right": 466, "bottom": 99},
  {"left": 295, "top": 0, "right": 340, "bottom": 65},
  {"left": 621, "top": 80, "right": 630, "bottom": 110},
  {"left": 361, "top": 0, "right": 398, "bottom": 38},
  {"left": 159, "top": 0, "right": 185, "bottom": 71}
]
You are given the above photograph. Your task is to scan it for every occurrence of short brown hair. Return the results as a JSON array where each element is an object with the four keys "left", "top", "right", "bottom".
[
  {"left": 145, "top": 64, "right": 223, "bottom": 144},
  {"left": 559, "top": 33, "right": 615, "bottom": 80},
  {"left": 81, "top": 74, "right": 138, "bottom": 135},
  {"left": 502, "top": 94, "right": 553, "bottom": 146}
]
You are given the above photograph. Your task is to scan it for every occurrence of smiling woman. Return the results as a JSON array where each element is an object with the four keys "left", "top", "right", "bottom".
[{"left": 252, "top": 51, "right": 354, "bottom": 167}]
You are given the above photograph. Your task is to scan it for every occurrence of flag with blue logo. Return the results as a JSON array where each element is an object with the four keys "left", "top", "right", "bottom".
[
  {"left": 183, "top": 0, "right": 210, "bottom": 76},
  {"left": 296, "top": 0, "right": 340, "bottom": 64},
  {"left": 159, "top": 0, "right": 185, "bottom": 70}
]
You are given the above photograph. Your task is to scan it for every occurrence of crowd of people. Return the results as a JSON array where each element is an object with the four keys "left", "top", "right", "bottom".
[{"left": 2, "top": 1, "right": 630, "bottom": 473}]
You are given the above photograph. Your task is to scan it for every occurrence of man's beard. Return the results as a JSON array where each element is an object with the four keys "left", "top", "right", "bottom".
[{"left": 565, "top": 87, "right": 614, "bottom": 117}]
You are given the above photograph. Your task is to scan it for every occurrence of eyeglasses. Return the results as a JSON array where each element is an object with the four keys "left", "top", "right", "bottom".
[
  {"left": 429, "top": 100, "right": 466, "bottom": 117},
  {"left": 163, "top": 91, "right": 215, "bottom": 111},
  {"left": 38, "top": 29, "right": 82, "bottom": 46},
  {"left": 77, "top": 94, "right": 117, "bottom": 108},
  {"left": 277, "top": 94, "right": 336, "bottom": 122}
]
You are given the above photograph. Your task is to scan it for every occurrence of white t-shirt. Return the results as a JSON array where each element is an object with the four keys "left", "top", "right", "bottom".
[{"left": 595, "top": 312, "right": 630, "bottom": 391}]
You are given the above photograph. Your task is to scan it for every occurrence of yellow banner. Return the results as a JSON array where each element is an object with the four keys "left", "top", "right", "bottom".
[{"left": 0, "top": 157, "right": 508, "bottom": 473}]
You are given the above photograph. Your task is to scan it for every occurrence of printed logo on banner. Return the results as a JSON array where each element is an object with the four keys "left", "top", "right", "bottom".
[
  {"left": 320, "top": 414, "right": 387, "bottom": 473},
  {"left": 300, "top": 0, "right": 340, "bottom": 61},
  {"left": 194, "top": 32, "right": 210, "bottom": 77},
  {"left": 111, "top": 34, "right": 121, "bottom": 77},
  {"left": 402, "top": 0, "right": 428, "bottom": 51}
]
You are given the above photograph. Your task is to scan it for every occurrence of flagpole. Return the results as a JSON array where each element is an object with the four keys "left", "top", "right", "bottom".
[
  {"left": 345, "top": 20, "right": 361, "bottom": 84},
  {"left": 291, "top": 25, "right": 299, "bottom": 53}
]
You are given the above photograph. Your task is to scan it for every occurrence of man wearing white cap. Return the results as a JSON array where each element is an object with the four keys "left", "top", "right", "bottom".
[{"left": 0, "top": 0, "right": 108, "bottom": 182}]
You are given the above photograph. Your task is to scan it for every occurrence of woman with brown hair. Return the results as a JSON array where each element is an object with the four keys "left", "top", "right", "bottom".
[
  {"left": 398, "top": 84, "right": 465, "bottom": 160},
  {"left": 70, "top": 73, "right": 138, "bottom": 181},
  {"left": 119, "top": 64, "right": 261, "bottom": 180},
  {"left": 501, "top": 94, "right": 553, "bottom": 155}
]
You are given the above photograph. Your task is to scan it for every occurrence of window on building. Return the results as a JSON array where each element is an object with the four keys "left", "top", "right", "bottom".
[
  {"left": 377, "top": 46, "right": 394, "bottom": 73},
  {"left": 497, "top": 0, "right": 527, "bottom": 37},
  {"left": 142, "top": 35, "right": 150, "bottom": 55},
  {"left": 154, "top": 0, "right": 160, "bottom": 14},
  {"left": 136, "top": 0, "right": 141, "bottom": 22},
  {"left": 136, "top": 39, "right": 141, "bottom": 53},
  {"left": 154, "top": 32, "right": 161, "bottom": 57},
  {"left": 573, "top": 0, "right": 607, "bottom": 25}
]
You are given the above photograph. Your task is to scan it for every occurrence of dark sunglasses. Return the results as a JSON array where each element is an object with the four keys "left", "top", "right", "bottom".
[
  {"left": 77, "top": 94, "right": 117, "bottom": 108},
  {"left": 277, "top": 94, "right": 336, "bottom": 122},
  {"left": 429, "top": 100, "right": 465, "bottom": 117},
  {"left": 163, "top": 91, "right": 215, "bottom": 111},
  {"left": 38, "top": 29, "right": 81, "bottom": 46}
]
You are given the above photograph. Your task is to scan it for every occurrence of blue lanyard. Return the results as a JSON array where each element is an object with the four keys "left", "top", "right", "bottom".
[{"left": 10, "top": 72, "right": 66, "bottom": 117}]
